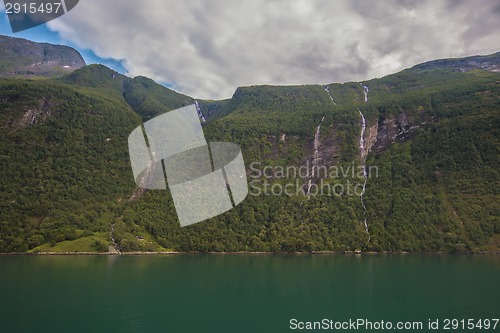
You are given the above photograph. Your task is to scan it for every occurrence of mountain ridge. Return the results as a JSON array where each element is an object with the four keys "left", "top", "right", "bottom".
[
  {"left": 0, "top": 35, "right": 86, "bottom": 77},
  {"left": 411, "top": 51, "right": 500, "bottom": 73},
  {"left": 0, "top": 35, "right": 498, "bottom": 253}
]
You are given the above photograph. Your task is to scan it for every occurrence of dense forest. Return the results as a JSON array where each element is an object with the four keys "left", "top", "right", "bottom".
[{"left": 0, "top": 46, "right": 498, "bottom": 253}]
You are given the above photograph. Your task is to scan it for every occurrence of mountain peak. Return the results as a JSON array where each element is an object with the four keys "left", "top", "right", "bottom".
[
  {"left": 59, "top": 64, "right": 126, "bottom": 90},
  {"left": 0, "top": 35, "right": 86, "bottom": 77}
]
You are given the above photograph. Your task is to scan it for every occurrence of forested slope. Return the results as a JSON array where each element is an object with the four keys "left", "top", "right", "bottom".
[{"left": 0, "top": 40, "right": 498, "bottom": 253}]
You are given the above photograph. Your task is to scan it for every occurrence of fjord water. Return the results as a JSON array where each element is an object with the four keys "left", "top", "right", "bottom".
[{"left": 0, "top": 255, "right": 498, "bottom": 333}]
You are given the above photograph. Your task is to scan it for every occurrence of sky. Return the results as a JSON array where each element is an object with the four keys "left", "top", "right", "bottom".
[
  {"left": 1, "top": 0, "right": 499, "bottom": 100},
  {"left": 0, "top": 7, "right": 126, "bottom": 73}
]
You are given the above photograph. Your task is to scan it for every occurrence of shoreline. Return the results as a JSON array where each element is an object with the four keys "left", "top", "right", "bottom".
[{"left": 0, "top": 250, "right": 498, "bottom": 256}]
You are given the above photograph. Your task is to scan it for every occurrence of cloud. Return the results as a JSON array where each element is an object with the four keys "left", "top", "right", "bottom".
[{"left": 48, "top": 0, "right": 500, "bottom": 99}]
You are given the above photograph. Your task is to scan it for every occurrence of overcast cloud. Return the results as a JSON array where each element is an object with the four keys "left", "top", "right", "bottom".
[{"left": 47, "top": 0, "right": 500, "bottom": 99}]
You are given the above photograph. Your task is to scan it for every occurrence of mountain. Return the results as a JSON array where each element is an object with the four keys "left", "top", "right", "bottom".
[
  {"left": 0, "top": 35, "right": 498, "bottom": 253},
  {"left": 0, "top": 35, "right": 86, "bottom": 77},
  {"left": 412, "top": 52, "right": 500, "bottom": 73}
]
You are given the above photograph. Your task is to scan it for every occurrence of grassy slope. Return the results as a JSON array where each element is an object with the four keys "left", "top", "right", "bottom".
[{"left": 29, "top": 232, "right": 109, "bottom": 253}]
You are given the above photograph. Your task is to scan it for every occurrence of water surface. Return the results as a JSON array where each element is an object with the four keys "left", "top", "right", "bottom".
[{"left": 0, "top": 254, "right": 498, "bottom": 332}]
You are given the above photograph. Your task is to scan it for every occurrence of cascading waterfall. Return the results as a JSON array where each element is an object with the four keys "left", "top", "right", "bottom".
[
  {"left": 304, "top": 86, "right": 337, "bottom": 197},
  {"left": 306, "top": 116, "right": 325, "bottom": 198},
  {"left": 300, "top": 86, "right": 337, "bottom": 216},
  {"left": 195, "top": 100, "right": 206, "bottom": 122},
  {"left": 109, "top": 223, "right": 120, "bottom": 254},
  {"left": 361, "top": 83, "right": 369, "bottom": 102},
  {"left": 323, "top": 85, "right": 337, "bottom": 105},
  {"left": 357, "top": 82, "right": 371, "bottom": 238},
  {"left": 313, "top": 116, "right": 325, "bottom": 171},
  {"left": 358, "top": 109, "right": 370, "bottom": 238}
]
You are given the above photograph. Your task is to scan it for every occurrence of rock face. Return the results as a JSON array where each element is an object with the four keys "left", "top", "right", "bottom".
[
  {"left": 373, "top": 110, "right": 434, "bottom": 153},
  {"left": 0, "top": 35, "right": 86, "bottom": 76},
  {"left": 364, "top": 123, "right": 378, "bottom": 156},
  {"left": 413, "top": 52, "right": 500, "bottom": 73},
  {"left": 15, "top": 98, "right": 58, "bottom": 129}
]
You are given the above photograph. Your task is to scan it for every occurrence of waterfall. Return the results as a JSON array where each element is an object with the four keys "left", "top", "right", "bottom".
[
  {"left": 313, "top": 116, "right": 325, "bottom": 174},
  {"left": 109, "top": 222, "right": 121, "bottom": 254},
  {"left": 306, "top": 116, "right": 325, "bottom": 198},
  {"left": 195, "top": 100, "right": 206, "bottom": 122},
  {"left": 358, "top": 109, "right": 370, "bottom": 239},
  {"left": 360, "top": 83, "right": 369, "bottom": 103},
  {"left": 323, "top": 85, "right": 337, "bottom": 105},
  {"left": 304, "top": 86, "right": 337, "bottom": 197}
]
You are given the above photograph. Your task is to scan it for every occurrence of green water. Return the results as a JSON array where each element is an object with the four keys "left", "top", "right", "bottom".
[{"left": 0, "top": 255, "right": 498, "bottom": 333}]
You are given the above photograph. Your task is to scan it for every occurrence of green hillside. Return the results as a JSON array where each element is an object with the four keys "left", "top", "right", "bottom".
[{"left": 0, "top": 37, "right": 498, "bottom": 253}]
